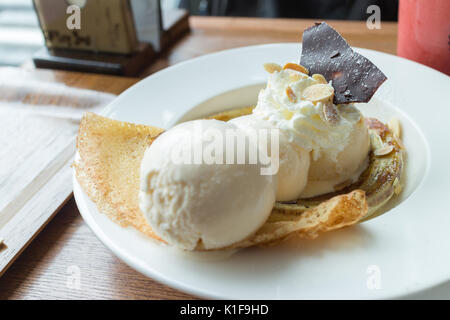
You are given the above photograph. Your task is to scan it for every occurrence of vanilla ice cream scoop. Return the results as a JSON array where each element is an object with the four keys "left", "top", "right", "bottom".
[
  {"left": 139, "top": 119, "right": 276, "bottom": 250},
  {"left": 230, "top": 115, "right": 310, "bottom": 201},
  {"left": 253, "top": 65, "right": 370, "bottom": 198}
]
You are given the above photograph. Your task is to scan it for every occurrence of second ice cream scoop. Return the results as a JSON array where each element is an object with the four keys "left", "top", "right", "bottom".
[{"left": 230, "top": 115, "right": 310, "bottom": 201}]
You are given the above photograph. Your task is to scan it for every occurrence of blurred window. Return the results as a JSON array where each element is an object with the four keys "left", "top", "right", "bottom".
[{"left": 0, "top": 0, "right": 43, "bottom": 66}]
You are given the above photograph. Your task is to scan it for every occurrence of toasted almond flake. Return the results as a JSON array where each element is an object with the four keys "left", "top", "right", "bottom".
[
  {"left": 0, "top": 238, "right": 4, "bottom": 247},
  {"left": 302, "top": 84, "right": 334, "bottom": 104},
  {"left": 289, "top": 73, "right": 301, "bottom": 81},
  {"left": 374, "top": 145, "right": 394, "bottom": 156},
  {"left": 289, "top": 72, "right": 308, "bottom": 81},
  {"left": 322, "top": 103, "right": 340, "bottom": 125},
  {"left": 388, "top": 118, "right": 401, "bottom": 138},
  {"left": 312, "top": 74, "right": 328, "bottom": 84},
  {"left": 286, "top": 86, "right": 297, "bottom": 102},
  {"left": 263, "top": 62, "right": 282, "bottom": 74},
  {"left": 283, "top": 62, "right": 309, "bottom": 74}
]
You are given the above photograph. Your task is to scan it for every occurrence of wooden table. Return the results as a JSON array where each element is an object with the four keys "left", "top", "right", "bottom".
[{"left": 0, "top": 17, "right": 398, "bottom": 300}]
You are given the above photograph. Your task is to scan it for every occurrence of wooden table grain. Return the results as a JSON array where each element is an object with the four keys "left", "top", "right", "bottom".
[{"left": 0, "top": 17, "right": 398, "bottom": 300}]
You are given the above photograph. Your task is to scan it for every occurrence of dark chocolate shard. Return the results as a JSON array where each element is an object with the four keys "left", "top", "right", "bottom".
[{"left": 300, "top": 22, "right": 387, "bottom": 104}]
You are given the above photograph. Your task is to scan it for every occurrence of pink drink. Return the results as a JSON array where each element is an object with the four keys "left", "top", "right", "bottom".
[{"left": 398, "top": 0, "right": 450, "bottom": 75}]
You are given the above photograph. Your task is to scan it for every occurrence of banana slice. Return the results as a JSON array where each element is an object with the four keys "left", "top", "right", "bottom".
[
  {"left": 205, "top": 106, "right": 253, "bottom": 122},
  {"left": 272, "top": 117, "right": 403, "bottom": 219}
]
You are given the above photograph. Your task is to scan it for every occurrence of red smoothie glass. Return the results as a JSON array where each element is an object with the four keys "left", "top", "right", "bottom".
[{"left": 398, "top": 0, "right": 450, "bottom": 75}]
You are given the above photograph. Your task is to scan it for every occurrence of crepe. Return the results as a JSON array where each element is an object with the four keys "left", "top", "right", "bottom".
[{"left": 74, "top": 112, "right": 164, "bottom": 240}]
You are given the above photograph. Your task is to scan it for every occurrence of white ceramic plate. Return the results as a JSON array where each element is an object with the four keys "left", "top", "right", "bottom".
[{"left": 73, "top": 43, "right": 450, "bottom": 299}]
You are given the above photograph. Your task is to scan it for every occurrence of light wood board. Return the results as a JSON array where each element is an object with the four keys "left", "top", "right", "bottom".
[{"left": 0, "top": 68, "right": 115, "bottom": 276}]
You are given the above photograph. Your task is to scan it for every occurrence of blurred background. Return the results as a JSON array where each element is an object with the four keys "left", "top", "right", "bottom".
[
  {"left": 1, "top": 0, "right": 398, "bottom": 67},
  {"left": 179, "top": 0, "right": 398, "bottom": 20}
]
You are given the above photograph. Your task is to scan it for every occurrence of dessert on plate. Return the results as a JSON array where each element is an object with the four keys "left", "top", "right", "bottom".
[{"left": 74, "top": 23, "right": 404, "bottom": 251}]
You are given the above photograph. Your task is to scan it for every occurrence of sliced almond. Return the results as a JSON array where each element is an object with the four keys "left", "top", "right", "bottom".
[
  {"left": 289, "top": 72, "right": 307, "bottom": 82},
  {"left": 374, "top": 145, "right": 394, "bottom": 156},
  {"left": 302, "top": 84, "right": 334, "bottom": 104},
  {"left": 388, "top": 118, "right": 401, "bottom": 138},
  {"left": 286, "top": 86, "right": 297, "bottom": 102},
  {"left": 263, "top": 62, "right": 282, "bottom": 74},
  {"left": 283, "top": 62, "right": 309, "bottom": 74},
  {"left": 312, "top": 74, "right": 328, "bottom": 84},
  {"left": 322, "top": 103, "right": 340, "bottom": 125}
]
